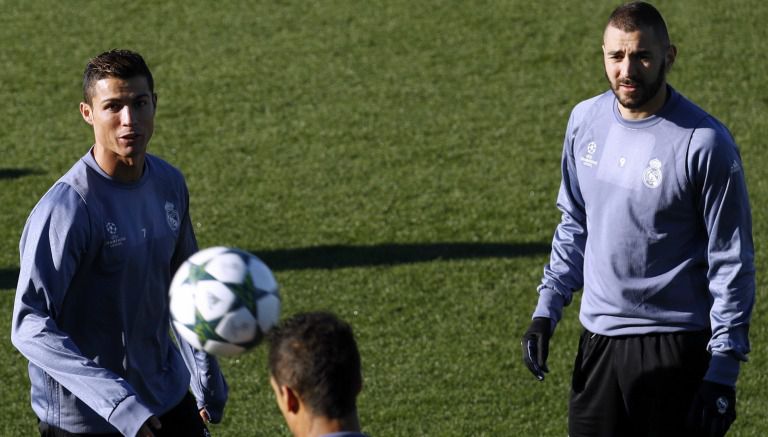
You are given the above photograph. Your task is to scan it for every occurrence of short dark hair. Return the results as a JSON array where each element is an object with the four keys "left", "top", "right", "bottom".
[
  {"left": 268, "top": 311, "right": 362, "bottom": 419},
  {"left": 82, "top": 49, "right": 154, "bottom": 104},
  {"left": 607, "top": 2, "right": 670, "bottom": 46}
]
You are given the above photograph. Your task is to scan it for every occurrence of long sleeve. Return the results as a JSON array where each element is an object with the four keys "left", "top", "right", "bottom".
[
  {"left": 171, "top": 187, "right": 229, "bottom": 422},
  {"left": 11, "top": 183, "right": 153, "bottom": 437},
  {"left": 689, "top": 124, "right": 755, "bottom": 386},
  {"left": 534, "top": 111, "right": 588, "bottom": 324}
]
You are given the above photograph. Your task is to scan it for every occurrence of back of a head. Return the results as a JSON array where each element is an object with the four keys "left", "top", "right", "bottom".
[
  {"left": 607, "top": 1, "right": 670, "bottom": 46},
  {"left": 268, "top": 311, "right": 362, "bottom": 419},
  {"left": 82, "top": 49, "right": 154, "bottom": 104}
]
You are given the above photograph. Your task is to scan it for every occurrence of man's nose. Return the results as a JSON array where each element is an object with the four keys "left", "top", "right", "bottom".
[
  {"left": 120, "top": 106, "right": 137, "bottom": 125},
  {"left": 620, "top": 58, "right": 638, "bottom": 79}
]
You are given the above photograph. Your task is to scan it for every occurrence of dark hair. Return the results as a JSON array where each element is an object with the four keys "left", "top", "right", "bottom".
[
  {"left": 268, "top": 311, "right": 362, "bottom": 419},
  {"left": 82, "top": 49, "right": 154, "bottom": 104},
  {"left": 607, "top": 2, "right": 670, "bottom": 46}
]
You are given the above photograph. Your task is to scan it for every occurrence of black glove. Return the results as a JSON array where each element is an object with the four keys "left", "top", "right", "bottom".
[
  {"left": 686, "top": 380, "right": 736, "bottom": 437},
  {"left": 521, "top": 317, "right": 552, "bottom": 381}
]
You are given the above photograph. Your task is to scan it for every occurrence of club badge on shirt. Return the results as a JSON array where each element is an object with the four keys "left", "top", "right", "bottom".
[
  {"left": 165, "top": 201, "right": 180, "bottom": 232},
  {"left": 642, "top": 158, "right": 663, "bottom": 188}
]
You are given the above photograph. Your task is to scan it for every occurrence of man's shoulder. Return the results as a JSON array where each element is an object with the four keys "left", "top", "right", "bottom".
[
  {"left": 567, "top": 90, "right": 614, "bottom": 129},
  {"left": 663, "top": 89, "right": 714, "bottom": 128},
  {"left": 667, "top": 90, "right": 736, "bottom": 149},
  {"left": 25, "top": 178, "right": 90, "bottom": 235},
  {"left": 145, "top": 153, "right": 190, "bottom": 192},
  {"left": 54, "top": 156, "right": 91, "bottom": 201},
  {"left": 146, "top": 153, "right": 185, "bottom": 179},
  {"left": 574, "top": 90, "right": 613, "bottom": 112}
]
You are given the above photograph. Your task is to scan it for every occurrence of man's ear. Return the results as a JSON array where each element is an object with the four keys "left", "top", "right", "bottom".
[
  {"left": 152, "top": 93, "right": 158, "bottom": 114},
  {"left": 665, "top": 44, "right": 678, "bottom": 73},
  {"left": 271, "top": 376, "right": 301, "bottom": 415},
  {"left": 285, "top": 386, "right": 300, "bottom": 414},
  {"left": 79, "top": 102, "right": 94, "bottom": 126}
]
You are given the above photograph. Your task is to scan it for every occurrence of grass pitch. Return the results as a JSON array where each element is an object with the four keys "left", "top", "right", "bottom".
[{"left": 1, "top": 1, "right": 767, "bottom": 435}]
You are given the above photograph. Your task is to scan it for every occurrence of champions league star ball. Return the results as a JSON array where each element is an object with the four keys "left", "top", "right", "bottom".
[{"left": 169, "top": 247, "right": 281, "bottom": 357}]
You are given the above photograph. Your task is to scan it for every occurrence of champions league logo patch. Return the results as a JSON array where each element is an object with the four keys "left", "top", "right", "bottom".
[
  {"left": 580, "top": 141, "right": 598, "bottom": 167},
  {"left": 643, "top": 158, "right": 663, "bottom": 188},
  {"left": 105, "top": 222, "right": 118, "bottom": 235},
  {"left": 104, "top": 221, "right": 126, "bottom": 248},
  {"left": 165, "top": 201, "right": 180, "bottom": 232}
]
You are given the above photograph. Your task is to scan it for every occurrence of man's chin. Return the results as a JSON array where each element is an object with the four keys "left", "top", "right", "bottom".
[
  {"left": 117, "top": 144, "right": 147, "bottom": 158},
  {"left": 614, "top": 91, "right": 647, "bottom": 110},
  {"left": 619, "top": 99, "right": 643, "bottom": 110}
]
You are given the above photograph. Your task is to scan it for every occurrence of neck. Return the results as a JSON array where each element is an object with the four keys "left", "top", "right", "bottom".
[
  {"left": 92, "top": 146, "right": 145, "bottom": 183},
  {"left": 618, "top": 83, "right": 669, "bottom": 121},
  {"left": 303, "top": 412, "right": 361, "bottom": 437}
]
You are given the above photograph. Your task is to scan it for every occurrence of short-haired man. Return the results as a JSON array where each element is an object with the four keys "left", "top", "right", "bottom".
[
  {"left": 521, "top": 3, "right": 754, "bottom": 436},
  {"left": 12, "top": 49, "right": 227, "bottom": 437},
  {"left": 268, "top": 311, "right": 367, "bottom": 437}
]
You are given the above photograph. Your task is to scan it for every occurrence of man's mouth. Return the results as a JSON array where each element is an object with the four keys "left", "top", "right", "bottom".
[{"left": 619, "top": 79, "right": 640, "bottom": 89}]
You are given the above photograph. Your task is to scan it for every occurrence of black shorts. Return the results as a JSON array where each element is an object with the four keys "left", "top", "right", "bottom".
[
  {"left": 39, "top": 392, "right": 209, "bottom": 437},
  {"left": 568, "top": 329, "right": 710, "bottom": 437}
]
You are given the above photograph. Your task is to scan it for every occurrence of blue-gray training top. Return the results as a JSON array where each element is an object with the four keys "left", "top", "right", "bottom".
[
  {"left": 533, "top": 87, "right": 755, "bottom": 386},
  {"left": 12, "top": 150, "right": 228, "bottom": 436}
]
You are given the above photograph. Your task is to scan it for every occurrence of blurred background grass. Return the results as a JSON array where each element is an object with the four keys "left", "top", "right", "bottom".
[{"left": 1, "top": 1, "right": 766, "bottom": 435}]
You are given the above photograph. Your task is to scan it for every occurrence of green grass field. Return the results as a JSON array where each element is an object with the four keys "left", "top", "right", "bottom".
[{"left": 1, "top": 1, "right": 767, "bottom": 435}]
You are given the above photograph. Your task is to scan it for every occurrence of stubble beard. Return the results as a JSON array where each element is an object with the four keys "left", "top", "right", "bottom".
[{"left": 608, "top": 59, "right": 667, "bottom": 110}]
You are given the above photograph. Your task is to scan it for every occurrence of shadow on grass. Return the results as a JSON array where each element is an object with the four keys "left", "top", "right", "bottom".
[
  {"left": 0, "top": 168, "right": 44, "bottom": 180},
  {"left": 0, "top": 268, "right": 20, "bottom": 290},
  {"left": 0, "top": 242, "right": 551, "bottom": 289},
  {"left": 250, "top": 242, "right": 551, "bottom": 271}
]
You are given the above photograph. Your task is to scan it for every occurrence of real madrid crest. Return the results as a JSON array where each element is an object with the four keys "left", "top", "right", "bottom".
[
  {"left": 165, "top": 201, "right": 180, "bottom": 231},
  {"left": 643, "top": 158, "right": 663, "bottom": 188}
]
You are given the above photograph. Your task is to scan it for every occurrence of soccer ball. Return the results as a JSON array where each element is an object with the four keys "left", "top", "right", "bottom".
[{"left": 169, "top": 246, "right": 281, "bottom": 357}]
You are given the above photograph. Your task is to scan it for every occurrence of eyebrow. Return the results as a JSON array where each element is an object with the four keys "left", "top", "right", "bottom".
[
  {"left": 606, "top": 49, "right": 653, "bottom": 57},
  {"left": 100, "top": 93, "right": 151, "bottom": 103}
]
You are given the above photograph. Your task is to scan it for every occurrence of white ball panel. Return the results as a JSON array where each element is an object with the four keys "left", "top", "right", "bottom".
[
  {"left": 204, "top": 340, "right": 246, "bottom": 358},
  {"left": 205, "top": 252, "right": 248, "bottom": 283},
  {"left": 187, "top": 246, "right": 229, "bottom": 264},
  {"left": 173, "top": 321, "right": 203, "bottom": 351},
  {"left": 194, "top": 281, "right": 236, "bottom": 320},
  {"left": 169, "top": 261, "right": 191, "bottom": 295},
  {"left": 256, "top": 294, "right": 281, "bottom": 333},
  {"left": 215, "top": 307, "right": 257, "bottom": 343},
  {"left": 248, "top": 257, "right": 278, "bottom": 292},
  {"left": 169, "top": 283, "right": 197, "bottom": 325}
]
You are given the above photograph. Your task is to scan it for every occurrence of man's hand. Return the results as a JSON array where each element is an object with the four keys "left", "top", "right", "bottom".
[
  {"left": 136, "top": 416, "right": 161, "bottom": 437},
  {"left": 199, "top": 407, "right": 211, "bottom": 423},
  {"left": 521, "top": 317, "right": 553, "bottom": 381},
  {"left": 686, "top": 380, "right": 736, "bottom": 437}
]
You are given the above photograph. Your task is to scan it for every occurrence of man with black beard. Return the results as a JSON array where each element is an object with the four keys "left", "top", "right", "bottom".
[{"left": 520, "top": 2, "right": 754, "bottom": 436}]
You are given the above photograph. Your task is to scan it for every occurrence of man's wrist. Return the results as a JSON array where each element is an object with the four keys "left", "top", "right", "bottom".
[
  {"left": 704, "top": 353, "right": 741, "bottom": 387},
  {"left": 108, "top": 395, "right": 154, "bottom": 437},
  {"left": 533, "top": 286, "right": 565, "bottom": 324}
]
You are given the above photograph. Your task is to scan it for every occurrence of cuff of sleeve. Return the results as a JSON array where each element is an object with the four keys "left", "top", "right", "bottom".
[
  {"left": 196, "top": 395, "right": 226, "bottom": 424},
  {"left": 703, "top": 353, "right": 741, "bottom": 387},
  {"left": 192, "top": 353, "right": 228, "bottom": 423},
  {"left": 109, "top": 395, "right": 154, "bottom": 437},
  {"left": 533, "top": 286, "right": 566, "bottom": 324}
]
